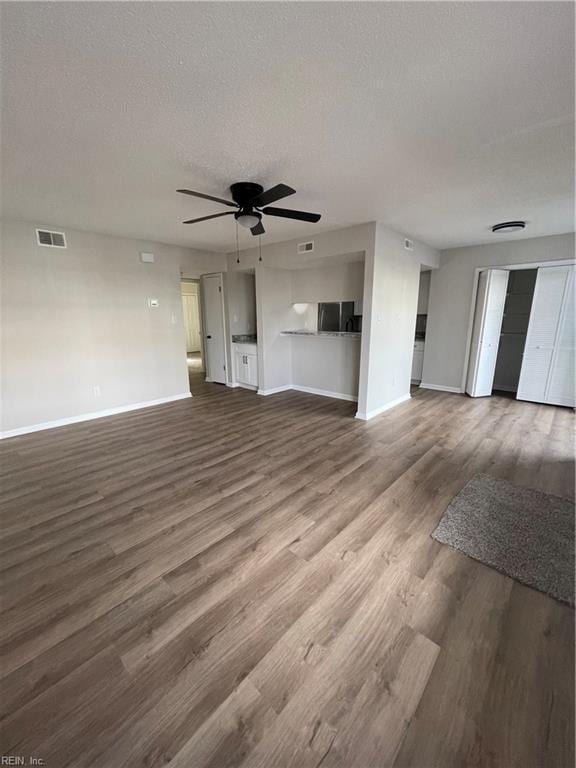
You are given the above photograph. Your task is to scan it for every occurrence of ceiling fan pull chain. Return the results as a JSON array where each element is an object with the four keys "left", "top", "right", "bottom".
[
  {"left": 235, "top": 220, "right": 240, "bottom": 264},
  {"left": 259, "top": 235, "right": 263, "bottom": 262}
]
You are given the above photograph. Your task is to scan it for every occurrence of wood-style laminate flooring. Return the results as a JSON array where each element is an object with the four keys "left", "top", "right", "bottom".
[{"left": 0, "top": 381, "right": 574, "bottom": 767}]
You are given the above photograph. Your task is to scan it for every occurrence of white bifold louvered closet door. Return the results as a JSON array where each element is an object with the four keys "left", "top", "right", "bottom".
[
  {"left": 517, "top": 265, "right": 575, "bottom": 407},
  {"left": 466, "top": 269, "right": 509, "bottom": 397}
]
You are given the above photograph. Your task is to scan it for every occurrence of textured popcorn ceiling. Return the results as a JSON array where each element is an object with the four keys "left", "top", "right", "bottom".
[{"left": 1, "top": 2, "right": 573, "bottom": 252}]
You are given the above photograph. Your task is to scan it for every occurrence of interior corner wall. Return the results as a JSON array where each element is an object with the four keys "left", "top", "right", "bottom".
[
  {"left": 417, "top": 270, "right": 431, "bottom": 314},
  {"left": 226, "top": 271, "right": 256, "bottom": 336},
  {"left": 421, "top": 232, "right": 575, "bottom": 392},
  {"left": 357, "top": 223, "right": 430, "bottom": 419},
  {"left": 255, "top": 265, "right": 292, "bottom": 392},
  {"left": 1, "top": 220, "right": 220, "bottom": 435},
  {"left": 180, "top": 248, "right": 227, "bottom": 278}
]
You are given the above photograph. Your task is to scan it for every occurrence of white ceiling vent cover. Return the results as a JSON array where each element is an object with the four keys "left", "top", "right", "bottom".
[
  {"left": 36, "top": 229, "right": 67, "bottom": 248},
  {"left": 297, "top": 240, "right": 314, "bottom": 254}
]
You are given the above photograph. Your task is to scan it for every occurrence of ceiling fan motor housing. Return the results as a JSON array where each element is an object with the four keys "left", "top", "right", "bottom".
[{"left": 230, "top": 182, "right": 264, "bottom": 207}]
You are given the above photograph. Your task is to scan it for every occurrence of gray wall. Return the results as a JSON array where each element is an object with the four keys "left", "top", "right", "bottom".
[
  {"left": 291, "top": 262, "right": 364, "bottom": 303},
  {"left": 291, "top": 337, "right": 361, "bottom": 398},
  {"left": 417, "top": 270, "right": 431, "bottom": 314},
  {"left": 226, "top": 271, "right": 256, "bottom": 336},
  {"left": 255, "top": 265, "right": 293, "bottom": 392},
  {"left": 422, "top": 233, "right": 575, "bottom": 391},
  {"left": 1, "top": 220, "right": 222, "bottom": 434},
  {"left": 249, "top": 222, "right": 439, "bottom": 409},
  {"left": 289, "top": 263, "right": 364, "bottom": 398},
  {"left": 227, "top": 222, "right": 439, "bottom": 272}
]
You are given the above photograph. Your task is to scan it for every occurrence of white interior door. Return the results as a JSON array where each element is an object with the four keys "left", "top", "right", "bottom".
[
  {"left": 466, "top": 269, "right": 509, "bottom": 397},
  {"left": 182, "top": 293, "right": 201, "bottom": 352},
  {"left": 201, "top": 274, "right": 227, "bottom": 384},
  {"left": 518, "top": 265, "right": 574, "bottom": 406},
  {"left": 547, "top": 267, "right": 575, "bottom": 406}
]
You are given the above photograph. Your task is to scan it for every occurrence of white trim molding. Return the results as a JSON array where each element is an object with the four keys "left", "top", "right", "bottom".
[
  {"left": 257, "top": 385, "right": 293, "bottom": 396},
  {"left": 419, "top": 382, "right": 464, "bottom": 394},
  {"left": 291, "top": 385, "right": 358, "bottom": 402},
  {"left": 258, "top": 384, "right": 357, "bottom": 401},
  {"left": 355, "top": 393, "right": 411, "bottom": 421},
  {"left": 0, "top": 392, "right": 192, "bottom": 440}
]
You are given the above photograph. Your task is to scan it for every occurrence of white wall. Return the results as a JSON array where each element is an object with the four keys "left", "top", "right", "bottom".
[
  {"left": 356, "top": 223, "right": 426, "bottom": 419},
  {"left": 422, "top": 233, "right": 575, "bottom": 391},
  {"left": 1, "top": 220, "right": 220, "bottom": 435}
]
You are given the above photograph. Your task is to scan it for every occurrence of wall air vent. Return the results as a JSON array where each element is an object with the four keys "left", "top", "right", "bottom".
[
  {"left": 36, "top": 229, "right": 67, "bottom": 248},
  {"left": 297, "top": 240, "right": 314, "bottom": 254},
  {"left": 404, "top": 239, "right": 414, "bottom": 251}
]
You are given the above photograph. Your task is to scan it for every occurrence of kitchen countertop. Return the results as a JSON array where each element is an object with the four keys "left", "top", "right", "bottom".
[
  {"left": 232, "top": 334, "right": 257, "bottom": 343},
  {"left": 281, "top": 330, "right": 361, "bottom": 338}
]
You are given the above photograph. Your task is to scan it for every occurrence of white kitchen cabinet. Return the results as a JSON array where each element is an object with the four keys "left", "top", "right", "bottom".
[
  {"left": 411, "top": 340, "right": 425, "bottom": 382},
  {"left": 233, "top": 343, "right": 258, "bottom": 388}
]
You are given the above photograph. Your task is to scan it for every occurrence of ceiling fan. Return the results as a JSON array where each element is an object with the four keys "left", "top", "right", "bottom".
[{"left": 177, "top": 182, "right": 321, "bottom": 236}]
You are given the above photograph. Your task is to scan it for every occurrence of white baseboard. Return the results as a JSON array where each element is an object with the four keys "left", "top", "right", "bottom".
[
  {"left": 0, "top": 392, "right": 192, "bottom": 440},
  {"left": 419, "top": 382, "right": 464, "bottom": 394},
  {"left": 236, "top": 382, "right": 258, "bottom": 392},
  {"left": 355, "top": 393, "right": 411, "bottom": 421},
  {"left": 291, "top": 385, "right": 358, "bottom": 402},
  {"left": 226, "top": 382, "right": 239, "bottom": 389},
  {"left": 258, "top": 384, "right": 357, "bottom": 402},
  {"left": 257, "top": 385, "right": 293, "bottom": 396}
]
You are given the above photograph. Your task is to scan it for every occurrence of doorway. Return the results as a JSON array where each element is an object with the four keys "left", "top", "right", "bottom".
[
  {"left": 200, "top": 273, "right": 227, "bottom": 385},
  {"left": 181, "top": 280, "right": 204, "bottom": 387},
  {"left": 465, "top": 265, "right": 575, "bottom": 406},
  {"left": 492, "top": 269, "right": 537, "bottom": 395}
]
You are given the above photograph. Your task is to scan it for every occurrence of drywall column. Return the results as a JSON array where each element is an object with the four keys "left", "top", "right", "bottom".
[
  {"left": 356, "top": 223, "right": 423, "bottom": 420},
  {"left": 255, "top": 265, "right": 293, "bottom": 394}
]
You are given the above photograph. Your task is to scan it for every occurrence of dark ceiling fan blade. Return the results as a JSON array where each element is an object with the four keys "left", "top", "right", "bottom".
[
  {"left": 262, "top": 206, "right": 321, "bottom": 223},
  {"left": 182, "top": 211, "right": 235, "bottom": 224},
  {"left": 177, "top": 189, "right": 237, "bottom": 208},
  {"left": 250, "top": 184, "right": 296, "bottom": 207},
  {"left": 251, "top": 220, "right": 265, "bottom": 236}
]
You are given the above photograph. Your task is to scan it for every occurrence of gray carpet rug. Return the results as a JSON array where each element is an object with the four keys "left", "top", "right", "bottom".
[{"left": 432, "top": 474, "right": 575, "bottom": 606}]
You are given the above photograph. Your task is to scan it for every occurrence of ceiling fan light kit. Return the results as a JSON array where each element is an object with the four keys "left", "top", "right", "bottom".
[
  {"left": 492, "top": 221, "right": 526, "bottom": 233},
  {"left": 177, "top": 181, "right": 321, "bottom": 237},
  {"left": 235, "top": 211, "right": 261, "bottom": 230}
]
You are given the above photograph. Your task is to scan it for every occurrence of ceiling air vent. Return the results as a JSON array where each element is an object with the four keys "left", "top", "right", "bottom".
[
  {"left": 403, "top": 238, "right": 414, "bottom": 251},
  {"left": 297, "top": 240, "right": 314, "bottom": 254},
  {"left": 36, "top": 229, "right": 67, "bottom": 248}
]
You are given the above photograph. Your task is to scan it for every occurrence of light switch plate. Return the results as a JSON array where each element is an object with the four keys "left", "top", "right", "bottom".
[
  {"left": 140, "top": 252, "right": 155, "bottom": 263},
  {"left": 148, "top": 298, "right": 159, "bottom": 308}
]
